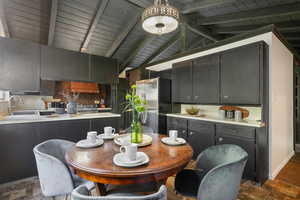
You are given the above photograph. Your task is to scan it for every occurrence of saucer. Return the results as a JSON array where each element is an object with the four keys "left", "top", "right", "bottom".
[
  {"left": 114, "top": 134, "right": 153, "bottom": 147},
  {"left": 113, "top": 152, "right": 149, "bottom": 167},
  {"left": 76, "top": 139, "right": 104, "bottom": 148},
  {"left": 98, "top": 133, "right": 119, "bottom": 140},
  {"left": 161, "top": 137, "right": 186, "bottom": 146}
]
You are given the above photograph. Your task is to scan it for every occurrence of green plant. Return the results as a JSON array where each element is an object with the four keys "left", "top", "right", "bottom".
[{"left": 123, "top": 84, "right": 147, "bottom": 143}]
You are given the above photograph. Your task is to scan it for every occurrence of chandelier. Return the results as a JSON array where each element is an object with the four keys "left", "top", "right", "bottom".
[{"left": 142, "top": 0, "right": 180, "bottom": 35}]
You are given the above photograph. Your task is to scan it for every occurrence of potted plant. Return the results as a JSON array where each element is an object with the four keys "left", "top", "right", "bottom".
[{"left": 123, "top": 85, "right": 147, "bottom": 143}]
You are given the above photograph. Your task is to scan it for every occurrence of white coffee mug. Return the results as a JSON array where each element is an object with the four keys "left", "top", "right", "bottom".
[
  {"left": 120, "top": 143, "right": 138, "bottom": 161},
  {"left": 104, "top": 126, "right": 115, "bottom": 136},
  {"left": 169, "top": 130, "right": 178, "bottom": 141},
  {"left": 87, "top": 131, "right": 98, "bottom": 143}
]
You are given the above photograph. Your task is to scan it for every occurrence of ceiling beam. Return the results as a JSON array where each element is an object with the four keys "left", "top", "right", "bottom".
[
  {"left": 120, "top": 35, "right": 153, "bottom": 71},
  {"left": 0, "top": 0, "right": 10, "bottom": 37},
  {"left": 181, "top": 0, "right": 235, "bottom": 14},
  {"left": 140, "top": 32, "right": 181, "bottom": 67},
  {"left": 48, "top": 0, "right": 58, "bottom": 45},
  {"left": 198, "top": 2, "right": 300, "bottom": 25},
  {"left": 186, "top": 23, "right": 219, "bottom": 42},
  {"left": 106, "top": 13, "right": 140, "bottom": 57},
  {"left": 80, "top": 0, "right": 109, "bottom": 51},
  {"left": 125, "top": 0, "right": 151, "bottom": 8},
  {"left": 214, "top": 24, "right": 300, "bottom": 34}
]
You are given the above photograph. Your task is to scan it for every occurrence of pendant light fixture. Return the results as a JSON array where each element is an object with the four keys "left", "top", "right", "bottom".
[{"left": 142, "top": 0, "right": 180, "bottom": 35}]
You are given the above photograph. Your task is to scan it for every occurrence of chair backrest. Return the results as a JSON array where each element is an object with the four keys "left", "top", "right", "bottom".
[
  {"left": 71, "top": 185, "right": 167, "bottom": 200},
  {"left": 196, "top": 144, "right": 248, "bottom": 200},
  {"left": 33, "top": 139, "right": 75, "bottom": 197}
]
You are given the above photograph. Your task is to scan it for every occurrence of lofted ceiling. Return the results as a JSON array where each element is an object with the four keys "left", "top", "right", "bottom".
[{"left": 1, "top": 0, "right": 300, "bottom": 73}]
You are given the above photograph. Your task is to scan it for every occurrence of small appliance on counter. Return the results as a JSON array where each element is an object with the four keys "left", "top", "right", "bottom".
[
  {"left": 47, "top": 99, "right": 66, "bottom": 114},
  {"left": 219, "top": 106, "right": 249, "bottom": 121}
]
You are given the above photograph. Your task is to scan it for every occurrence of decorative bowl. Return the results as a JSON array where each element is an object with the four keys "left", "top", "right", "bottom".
[{"left": 185, "top": 107, "right": 200, "bottom": 115}]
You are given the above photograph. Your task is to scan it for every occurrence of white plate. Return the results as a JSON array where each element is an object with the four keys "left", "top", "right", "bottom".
[
  {"left": 114, "top": 134, "right": 153, "bottom": 147},
  {"left": 113, "top": 152, "right": 149, "bottom": 167},
  {"left": 118, "top": 152, "right": 146, "bottom": 164},
  {"left": 161, "top": 137, "right": 186, "bottom": 146},
  {"left": 76, "top": 139, "right": 104, "bottom": 148},
  {"left": 98, "top": 133, "right": 119, "bottom": 140}
]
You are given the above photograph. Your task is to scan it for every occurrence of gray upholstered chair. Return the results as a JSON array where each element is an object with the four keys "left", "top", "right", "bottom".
[
  {"left": 175, "top": 144, "right": 248, "bottom": 200},
  {"left": 71, "top": 185, "right": 167, "bottom": 200},
  {"left": 33, "top": 139, "right": 93, "bottom": 199}
]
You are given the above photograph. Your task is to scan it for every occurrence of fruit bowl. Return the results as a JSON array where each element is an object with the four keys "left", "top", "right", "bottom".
[{"left": 185, "top": 107, "right": 200, "bottom": 115}]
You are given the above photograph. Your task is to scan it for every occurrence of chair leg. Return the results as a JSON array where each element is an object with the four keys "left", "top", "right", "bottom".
[{"left": 64, "top": 194, "right": 68, "bottom": 200}]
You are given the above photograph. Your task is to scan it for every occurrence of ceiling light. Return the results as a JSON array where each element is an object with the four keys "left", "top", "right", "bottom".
[{"left": 142, "top": 0, "right": 179, "bottom": 35}]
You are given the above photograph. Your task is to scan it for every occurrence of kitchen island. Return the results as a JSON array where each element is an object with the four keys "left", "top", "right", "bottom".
[{"left": 0, "top": 113, "right": 121, "bottom": 184}]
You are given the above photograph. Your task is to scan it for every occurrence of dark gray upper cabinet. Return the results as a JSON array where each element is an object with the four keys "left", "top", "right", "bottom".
[
  {"left": 41, "top": 45, "right": 90, "bottom": 81},
  {"left": 90, "top": 55, "right": 118, "bottom": 84},
  {"left": 172, "top": 60, "right": 193, "bottom": 103},
  {"left": 0, "top": 37, "right": 40, "bottom": 91},
  {"left": 220, "top": 42, "right": 263, "bottom": 105},
  {"left": 193, "top": 54, "right": 220, "bottom": 104}
]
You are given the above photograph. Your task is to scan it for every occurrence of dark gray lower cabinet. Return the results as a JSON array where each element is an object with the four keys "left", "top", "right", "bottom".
[
  {"left": 216, "top": 124, "right": 256, "bottom": 180},
  {"left": 91, "top": 118, "right": 120, "bottom": 133},
  {"left": 188, "top": 120, "right": 215, "bottom": 159},
  {"left": 0, "top": 117, "right": 121, "bottom": 184},
  {"left": 167, "top": 116, "right": 188, "bottom": 139},
  {"left": 0, "top": 123, "right": 38, "bottom": 184}
]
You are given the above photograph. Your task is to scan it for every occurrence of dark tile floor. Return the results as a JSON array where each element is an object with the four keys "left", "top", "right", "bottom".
[{"left": 1, "top": 154, "right": 300, "bottom": 200}]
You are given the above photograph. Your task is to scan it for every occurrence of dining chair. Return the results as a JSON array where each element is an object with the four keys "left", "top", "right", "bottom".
[
  {"left": 175, "top": 144, "right": 248, "bottom": 200},
  {"left": 33, "top": 139, "right": 93, "bottom": 199},
  {"left": 71, "top": 185, "right": 167, "bottom": 200}
]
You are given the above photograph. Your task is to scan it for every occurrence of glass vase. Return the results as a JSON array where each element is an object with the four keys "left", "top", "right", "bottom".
[{"left": 131, "top": 120, "right": 143, "bottom": 143}]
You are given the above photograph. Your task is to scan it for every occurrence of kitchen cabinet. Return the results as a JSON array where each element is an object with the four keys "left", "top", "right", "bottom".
[
  {"left": 220, "top": 42, "right": 263, "bottom": 104},
  {"left": 167, "top": 116, "right": 188, "bottom": 139},
  {"left": 40, "top": 80, "right": 55, "bottom": 96},
  {"left": 193, "top": 54, "right": 220, "bottom": 104},
  {"left": 172, "top": 61, "right": 193, "bottom": 103},
  {"left": 216, "top": 124, "right": 256, "bottom": 179},
  {"left": 0, "top": 123, "right": 38, "bottom": 184},
  {"left": 91, "top": 117, "right": 121, "bottom": 133},
  {"left": 38, "top": 120, "right": 90, "bottom": 143},
  {"left": 188, "top": 119, "right": 215, "bottom": 159},
  {"left": 0, "top": 37, "right": 40, "bottom": 91},
  {"left": 90, "top": 55, "right": 118, "bottom": 84},
  {"left": 41, "top": 45, "right": 90, "bottom": 82}
]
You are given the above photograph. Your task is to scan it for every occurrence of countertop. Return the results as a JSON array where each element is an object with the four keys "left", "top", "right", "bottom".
[
  {"left": 0, "top": 112, "right": 121, "bottom": 125},
  {"left": 166, "top": 113, "right": 265, "bottom": 128}
]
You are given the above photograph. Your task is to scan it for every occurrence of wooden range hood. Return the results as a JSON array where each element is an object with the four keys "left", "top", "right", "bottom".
[{"left": 62, "top": 81, "right": 99, "bottom": 93}]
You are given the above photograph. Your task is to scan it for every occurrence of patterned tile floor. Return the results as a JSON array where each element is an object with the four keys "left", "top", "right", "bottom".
[{"left": 1, "top": 154, "right": 300, "bottom": 200}]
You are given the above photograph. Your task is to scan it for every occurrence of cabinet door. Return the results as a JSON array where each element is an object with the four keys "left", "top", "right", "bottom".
[
  {"left": 220, "top": 42, "right": 262, "bottom": 104},
  {"left": 188, "top": 120, "right": 215, "bottom": 159},
  {"left": 172, "top": 61, "right": 193, "bottom": 103},
  {"left": 41, "top": 45, "right": 90, "bottom": 81},
  {"left": 167, "top": 117, "right": 188, "bottom": 139},
  {"left": 0, "top": 123, "right": 38, "bottom": 184},
  {"left": 193, "top": 54, "right": 220, "bottom": 104},
  {"left": 91, "top": 117, "right": 121, "bottom": 133},
  {"left": 0, "top": 37, "right": 40, "bottom": 91},
  {"left": 38, "top": 120, "right": 90, "bottom": 143},
  {"left": 90, "top": 55, "right": 117, "bottom": 84},
  {"left": 216, "top": 124, "right": 256, "bottom": 180}
]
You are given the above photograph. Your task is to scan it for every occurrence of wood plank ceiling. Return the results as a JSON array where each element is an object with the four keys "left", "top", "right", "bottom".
[{"left": 2, "top": 0, "right": 300, "bottom": 72}]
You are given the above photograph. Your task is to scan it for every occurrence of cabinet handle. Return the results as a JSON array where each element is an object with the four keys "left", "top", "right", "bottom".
[
  {"left": 189, "top": 132, "right": 194, "bottom": 136},
  {"left": 194, "top": 96, "right": 199, "bottom": 99},
  {"left": 187, "top": 96, "right": 191, "bottom": 100},
  {"left": 224, "top": 95, "right": 229, "bottom": 99},
  {"left": 218, "top": 137, "right": 223, "bottom": 142},
  {"left": 182, "top": 130, "right": 186, "bottom": 134}
]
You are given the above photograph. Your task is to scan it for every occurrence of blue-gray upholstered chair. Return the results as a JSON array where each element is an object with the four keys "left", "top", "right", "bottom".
[
  {"left": 175, "top": 144, "right": 248, "bottom": 200},
  {"left": 33, "top": 139, "right": 93, "bottom": 199},
  {"left": 71, "top": 185, "right": 167, "bottom": 200}
]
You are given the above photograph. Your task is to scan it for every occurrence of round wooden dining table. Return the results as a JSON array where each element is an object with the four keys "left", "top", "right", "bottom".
[{"left": 65, "top": 134, "right": 193, "bottom": 196}]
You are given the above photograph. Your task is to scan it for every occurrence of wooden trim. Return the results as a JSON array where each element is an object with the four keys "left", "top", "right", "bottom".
[{"left": 48, "top": 0, "right": 58, "bottom": 45}]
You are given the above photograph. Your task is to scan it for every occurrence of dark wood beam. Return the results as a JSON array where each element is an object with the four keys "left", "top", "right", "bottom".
[
  {"left": 214, "top": 24, "right": 300, "bottom": 34},
  {"left": 48, "top": 0, "right": 58, "bottom": 45},
  {"left": 140, "top": 32, "right": 181, "bottom": 67},
  {"left": 0, "top": 0, "right": 9, "bottom": 37},
  {"left": 120, "top": 35, "right": 153, "bottom": 71},
  {"left": 286, "top": 37, "right": 300, "bottom": 41},
  {"left": 106, "top": 13, "right": 140, "bottom": 57},
  {"left": 181, "top": 0, "right": 235, "bottom": 14},
  {"left": 186, "top": 23, "right": 219, "bottom": 42},
  {"left": 198, "top": 3, "right": 300, "bottom": 25},
  {"left": 188, "top": 37, "right": 208, "bottom": 50},
  {"left": 80, "top": 0, "right": 109, "bottom": 51}
]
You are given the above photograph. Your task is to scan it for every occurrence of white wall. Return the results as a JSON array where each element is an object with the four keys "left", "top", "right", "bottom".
[{"left": 269, "top": 34, "right": 294, "bottom": 179}]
